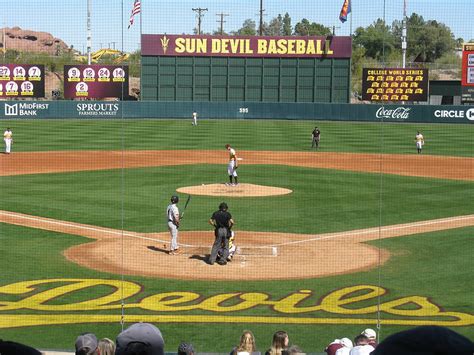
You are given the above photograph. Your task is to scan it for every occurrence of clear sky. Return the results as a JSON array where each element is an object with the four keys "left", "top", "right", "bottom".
[{"left": 2, "top": 0, "right": 473, "bottom": 53}]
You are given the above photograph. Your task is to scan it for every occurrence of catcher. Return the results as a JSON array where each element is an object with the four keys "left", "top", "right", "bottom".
[{"left": 217, "top": 231, "right": 237, "bottom": 262}]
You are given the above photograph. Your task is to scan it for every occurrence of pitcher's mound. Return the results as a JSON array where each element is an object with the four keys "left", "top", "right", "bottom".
[{"left": 177, "top": 183, "right": 292, "bottom": 197}]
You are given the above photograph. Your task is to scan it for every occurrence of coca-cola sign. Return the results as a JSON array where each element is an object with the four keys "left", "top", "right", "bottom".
[{"left": 375, "top": 106, "right": 411, "bottom": 120}]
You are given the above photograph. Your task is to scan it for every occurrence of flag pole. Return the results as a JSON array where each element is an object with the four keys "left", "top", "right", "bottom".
[
  {"left": 139, "top": 0, "right": 143, "bottom": 101},
  {"left": 350, "top": 0, "right": 353, "bottom": 36}
]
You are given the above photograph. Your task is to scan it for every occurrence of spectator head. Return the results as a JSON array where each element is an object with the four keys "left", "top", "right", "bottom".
[
  {"left": 340, "top": 338, "right": 353, "bottom": 348},
  {"left": 237, "top": 330, "right": 257, "bottom": 353},
  {"left": 75, "top": 333, "right": 99, "bottom": 355},
  {"left": 361, "top": 329, "right": 376, "bottom": 340},
  {"left": 178, "top": 342, "right": 195, "bottom": 355},
  {"left": 98, "top": 338, "right": 116, "bottom": 355},
  {"left": 0, "top": 340, "right": 42, "bottom": 355},
  {"left": 283, "top": 344, "right": 305, "bottom": 355},
  {"left": 272, "top": 330, "right": 289, "bottom": 350},
  {"left": 371, "top": 325, "right": 474, "bottom": 355},
  {"left": 116, "top": 323, "right": 164, "bottom": 355},
  {"left": 353, "top": 335, "right": 369, "bottom": 346}
]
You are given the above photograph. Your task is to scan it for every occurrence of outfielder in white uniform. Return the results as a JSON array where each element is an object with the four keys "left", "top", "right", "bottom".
[
  {"left": 225, "top": 144, "right": 238, "bottom": 186},
  {"left": 3, "top": 128, "right": 13, "bottom": 154},
  {"left": 192, "top": 111, "right": 198, "bottom": 126},
  {"left": 166, "top": 195, "right": 180, "bottom": 255},
  {"left": 415, "top": 131, "right": 424, "bottom": 154}
]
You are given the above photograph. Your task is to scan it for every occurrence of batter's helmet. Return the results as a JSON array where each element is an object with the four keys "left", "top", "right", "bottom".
[
  {"left": 219, "top": 202, "right": 228, "bottom": 211},
  {"left": 171, "top": 195, "right": 179, "bottom": 203}
]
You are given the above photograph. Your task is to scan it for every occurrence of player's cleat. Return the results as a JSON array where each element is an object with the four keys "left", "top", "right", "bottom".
[{"left": 225, "top": 182, "right": 232, "bottom": 186}]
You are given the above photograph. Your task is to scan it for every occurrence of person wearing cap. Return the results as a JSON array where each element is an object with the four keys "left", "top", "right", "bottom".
[
  {"left": 349, "top": 335, "right": 374, "bottom": 355},
  {"left": 178, "top": 341, "right": 195, "bottom": 355},
  {"left": 75, "top": 333, "right": 99, "bottom": 355},
  {"left": 166, "top": 195, "right": 180, "bottom": 255},
  {"left": 115, "top": 323, "right": 165, "bottom": 355},
  {"left": 335, "top": 338, "right": 353, "bottom": 355},
  {"left": 208, "top": 202, "right": 234, "bottom": 265},
  {"left": 360, "top": 329, "right": 377, "bottom": 348}
]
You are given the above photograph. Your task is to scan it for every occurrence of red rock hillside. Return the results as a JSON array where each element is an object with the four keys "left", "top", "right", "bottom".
[{"left": 0, "top": 27, "right": 70, "bottom": 54}]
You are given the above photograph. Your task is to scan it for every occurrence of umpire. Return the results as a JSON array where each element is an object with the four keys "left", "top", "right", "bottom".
[{"left": 208, "top": 202, "right": 234, "bottom": 265}]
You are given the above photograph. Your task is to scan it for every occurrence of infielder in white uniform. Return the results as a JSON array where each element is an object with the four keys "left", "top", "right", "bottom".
[
  {"left": 192, "top": 111, "right": 198, "bottom": 126},
  {"left": 225, "top": 144, "right": 238, "bottom": 186},
  {"left": 415, "top": 131, "right": 424, "bottom": 154},
  {"left": 166, "top": 195, "right": 180, "bottom": 255},
  {"left": 3, "top": 128, "right": 13, "bottom": 154}
]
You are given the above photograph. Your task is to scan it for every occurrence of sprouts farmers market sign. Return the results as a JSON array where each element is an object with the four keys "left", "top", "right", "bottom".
[
  {"left": 142, "top": 34, "right": 352, "bottom": 58},
  {"left": 0, "top": 278, "right": 472, "bottom": 328}
]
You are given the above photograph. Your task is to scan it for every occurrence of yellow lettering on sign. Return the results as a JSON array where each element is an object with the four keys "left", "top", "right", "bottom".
[
  {"left": 257, "top": 39, "right": 267, "bottom": 54},
  {"left": 175, "top": 38, "right": 186, "bottom": 53},
  {"left": 0, "top": 279, "right": 472, "bottom": 328}
]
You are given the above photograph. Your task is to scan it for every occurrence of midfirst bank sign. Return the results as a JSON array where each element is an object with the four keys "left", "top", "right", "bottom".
[{"left": 4, "top": 102, "right": 49, "bottom": 116}]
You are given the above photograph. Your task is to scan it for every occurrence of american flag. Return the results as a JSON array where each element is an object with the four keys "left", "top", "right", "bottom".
[{"left": 128, "top": 0, "right": 141, "bottom": 29}]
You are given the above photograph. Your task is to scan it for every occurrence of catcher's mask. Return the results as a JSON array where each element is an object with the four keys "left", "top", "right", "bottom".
[{"left": 171, "top": 195, "right": 179, "bottom": 204}]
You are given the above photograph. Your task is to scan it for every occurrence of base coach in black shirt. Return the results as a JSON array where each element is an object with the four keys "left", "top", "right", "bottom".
[{"left": 208, "top": 202, "right": 234, "bottom": 265}]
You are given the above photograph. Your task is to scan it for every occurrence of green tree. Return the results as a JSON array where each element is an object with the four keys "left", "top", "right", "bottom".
[
  {"left": 264, "top": 14, "right": 283, "bottom": 36},
  {"left": 282, "top": 13, "right": 292, "bottom": 36},
  {"left": 392, "top": 13, "right": 456, "bottom": 62},
  {"left": 232, "top": 19, "right": 257, "bottom": 36},
  {"left": 294, "top": 19, "right": 331, "bottom": 36},
  {"left": 353, "top": 19, "right": 396, "bottom": 61}
]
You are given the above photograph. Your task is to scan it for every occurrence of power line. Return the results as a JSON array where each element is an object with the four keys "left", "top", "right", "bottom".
[
  {"left": 216, "top": 13, "right": 229, "bottom": 35},
  {"left": 192, "top": 8, "right": 208, "bottom": 35}
]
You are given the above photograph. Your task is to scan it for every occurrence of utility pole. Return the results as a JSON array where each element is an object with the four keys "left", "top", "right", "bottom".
[
  {"left": 258, "top": 0, "right": 264, "bottom": 35},
  {"left": 401, "top": 0, "right": 407, "bottom": 68},
  {"left": 192, "top": 8, "right": 208, "bottom": 35},
  {"left": 216, "top": 13, "right": 229, "bottom": 35},
  {"left": 87, "top": 0, "right": 92, "bottom": 65}
]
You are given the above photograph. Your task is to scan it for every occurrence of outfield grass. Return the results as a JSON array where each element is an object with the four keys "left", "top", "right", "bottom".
[
  {"left": 0, "top": 119, "right": 473, "bottom": 351},
  {"left": 1, "top": 119, "right": 473, "bottom": 156}
]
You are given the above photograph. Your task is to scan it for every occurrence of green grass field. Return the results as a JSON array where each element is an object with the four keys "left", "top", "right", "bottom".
[{"left": 0, "top": 119, "right": 473, "bottom": 352}]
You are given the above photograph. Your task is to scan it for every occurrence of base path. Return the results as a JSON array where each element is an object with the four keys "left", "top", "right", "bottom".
[{"left": 1, "top": 150, "right": 473, "bottom": 181}]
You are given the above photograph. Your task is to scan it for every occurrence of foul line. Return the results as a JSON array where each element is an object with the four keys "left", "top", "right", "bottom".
[{"left": 1, "top": 210, "right": 473, "bottom": 251}]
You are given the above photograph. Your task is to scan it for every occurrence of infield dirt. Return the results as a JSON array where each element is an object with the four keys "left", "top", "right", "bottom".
[{"left": 1, "top": 150, "right": 473, "bottom": 280}]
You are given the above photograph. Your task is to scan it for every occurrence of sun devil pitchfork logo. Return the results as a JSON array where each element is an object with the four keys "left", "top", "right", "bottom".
[{"left": 161, "top": 36, "right": 170, "bottom": 54}]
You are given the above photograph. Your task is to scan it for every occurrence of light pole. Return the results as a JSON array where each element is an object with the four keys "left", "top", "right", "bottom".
[
  {"left": 87, "top": 0, "right": 92, "bottom": 64},
  {"left": 401, "top": 0, "right": 407, "bottom": 68}
]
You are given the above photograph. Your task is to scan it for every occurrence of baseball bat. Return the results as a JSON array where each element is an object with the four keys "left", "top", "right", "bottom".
[{"left": 180, "top": 195, "right": 191, "bottom": 218}]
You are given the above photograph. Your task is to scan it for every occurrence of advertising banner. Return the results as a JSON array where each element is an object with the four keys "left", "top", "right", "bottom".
[
  {"left": 362, "top": 68, "right": 429, "bottom": 102},
  {"left": 142, "top": 34, "right": 352, "bottom": 58},
  {"left": 63, "top": 65, "right": 129, "bottom": 99},
  {"left": 461, "top": 43, "right": 474, "bottom": 103},
  {"left": 0, "top": 64, "right": 45, "bottom": 97}
]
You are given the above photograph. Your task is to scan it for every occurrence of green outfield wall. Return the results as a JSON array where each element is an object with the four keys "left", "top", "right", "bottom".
[{"left": 0, "top": 101, "right": 473, "bottom": 124}]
